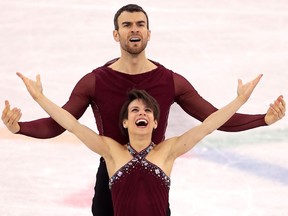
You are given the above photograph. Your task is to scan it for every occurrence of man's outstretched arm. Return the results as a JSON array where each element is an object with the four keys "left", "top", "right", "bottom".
[
  {"left": 1, "top": 72, "right": 95, "bottom": 138},
  {"left": 173, "top": 73, "right": 285, "bottom": 131}
]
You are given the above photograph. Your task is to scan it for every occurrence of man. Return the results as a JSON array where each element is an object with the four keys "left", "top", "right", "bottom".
[{"left": 2, "top": 4, "right": 286, "bottom": 216}]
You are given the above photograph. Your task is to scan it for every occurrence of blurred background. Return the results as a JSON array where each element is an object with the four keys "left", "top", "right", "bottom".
[{"left": 0, "top": 0, "right": 287, "bottom": 215}]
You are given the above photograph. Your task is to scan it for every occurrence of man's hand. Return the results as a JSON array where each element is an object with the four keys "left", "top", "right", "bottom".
[
  {"left": 1, "top": 100, "right": 21, "bottom": 133},
  {"left": 265, "top": 95, "right": 286, "bottom": 125}
]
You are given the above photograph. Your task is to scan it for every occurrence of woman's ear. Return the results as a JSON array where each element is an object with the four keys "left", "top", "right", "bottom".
[
  {"left": 123, "top": 120, "right": 127, "bottom": 129},
  {"left": 153, "top": 120, "right": 158, "bottom": 129}
]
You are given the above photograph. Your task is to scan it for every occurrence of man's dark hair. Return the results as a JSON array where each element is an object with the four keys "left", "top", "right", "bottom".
[
  {"left": 114, "top": 4, "right": 149, "bottom": 30},
  {"left": 119, "top": 89, "right": 160, "bottom": 136}
]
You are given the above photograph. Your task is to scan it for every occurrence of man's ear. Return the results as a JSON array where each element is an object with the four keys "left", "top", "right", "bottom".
[
  {"left": 113, "top": 30, "right": 119, "bottom": 42},
  {"left": 147, "top": 30, "right": 151, "bottom": 41}
]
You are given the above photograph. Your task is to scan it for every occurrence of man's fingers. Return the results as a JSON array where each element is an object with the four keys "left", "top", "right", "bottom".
[
  {"left": 277, "top": 95, "right": 286, "bottom": 108},
  {"left": 270, "top": 99, "right": 285, "bottom": 119},
  {"left": 2, "top": 100, "right": 10, "bottom": 120},
  {"left": 10, "top": 108, "right": 21, "bottom": 125},
  {"left": 14, "top": 110, "right": 22, "bottom": 122},
  {"left": 4, "top": 107, "right": 21, "bottom": 126}
]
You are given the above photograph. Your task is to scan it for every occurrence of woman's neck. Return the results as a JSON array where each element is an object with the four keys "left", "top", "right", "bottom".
[{"left": 128, "top": 134, "right": 152, "bottom": 152}]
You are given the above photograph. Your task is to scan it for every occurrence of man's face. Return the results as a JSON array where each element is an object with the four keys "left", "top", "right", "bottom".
[{"left": 113, "top": 11, "right": 151, "bottom": 55}]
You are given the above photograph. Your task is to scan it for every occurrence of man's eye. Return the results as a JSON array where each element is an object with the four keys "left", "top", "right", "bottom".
[
  {"left": 122, "top": 23, "right": 131, "bottom": 27},
  {"left": 137, "top": 22, "right": 146, "bottom": 27}
]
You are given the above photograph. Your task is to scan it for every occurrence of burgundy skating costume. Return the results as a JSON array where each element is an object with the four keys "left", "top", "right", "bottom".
[
  {"left": 109, "top": 142, "right": 170, "bottom": 216},
  {"left": 17, "top": 59, "right": 267, "bottom": 215}
]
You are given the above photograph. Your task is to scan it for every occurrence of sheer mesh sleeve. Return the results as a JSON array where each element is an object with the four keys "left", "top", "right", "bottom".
[
  {"left": 173, "top": 73, "right": 267, "bottom": 132},
  {"left": 18, "top": 72, "right": 96, "bottom": 138}
]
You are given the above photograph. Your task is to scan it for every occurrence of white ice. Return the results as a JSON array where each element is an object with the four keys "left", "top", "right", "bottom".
[{"left": 0, "top": 1, "right": 287, "bottom": 215}]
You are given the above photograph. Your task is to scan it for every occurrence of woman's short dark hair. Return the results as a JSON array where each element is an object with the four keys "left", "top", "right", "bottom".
[
  {"left": 114, "top": 4, "right": 149, "bottom": 30},
  {"left": 119, "top": 89, "right": 160, "bottom": 136}
]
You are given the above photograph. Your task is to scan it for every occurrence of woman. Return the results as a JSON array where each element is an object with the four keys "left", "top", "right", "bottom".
[{"left": 13, "top": 72, "right": 264, "bottom": 215}]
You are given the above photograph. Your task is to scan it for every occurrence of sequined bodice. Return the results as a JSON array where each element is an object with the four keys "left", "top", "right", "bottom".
[{"left": 109, "top": 142, "right": 171, "bottom": 189}]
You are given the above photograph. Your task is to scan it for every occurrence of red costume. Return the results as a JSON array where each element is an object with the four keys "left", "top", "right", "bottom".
[
  {"left": 109, "top": 142, "right": 170, "bottom": 216},
  {"left": 17, "top": 59, "right": 266, "bottom": 215}
]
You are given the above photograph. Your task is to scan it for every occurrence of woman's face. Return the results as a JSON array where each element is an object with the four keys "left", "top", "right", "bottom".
[{"left": 123, "top": 99, "right": 157, "bottom": 135}]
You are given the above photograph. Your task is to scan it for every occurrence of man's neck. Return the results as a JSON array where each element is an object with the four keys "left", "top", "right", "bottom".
[{"left": 109, "top": 54, "right": 157, "bottom": 75}]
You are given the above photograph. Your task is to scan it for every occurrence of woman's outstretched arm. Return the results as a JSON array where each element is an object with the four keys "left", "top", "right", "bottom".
[
  {"left": 170, "top": 74, "right": 268, "bottom": 158},
  {"left": 16, "top": 72, "right": 110, "bottom": 156}
]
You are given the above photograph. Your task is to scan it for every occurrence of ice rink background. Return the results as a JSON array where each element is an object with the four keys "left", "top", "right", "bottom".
[{"left": 0, "top": 0, "right": 288, "bottom": 215}]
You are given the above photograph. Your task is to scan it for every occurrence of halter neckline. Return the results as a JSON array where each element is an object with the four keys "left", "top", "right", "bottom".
[
  {"left": 127, "top": 142, "right": 155, "bottom": 158},
  {"left": 109, "top": 141, "right": 171, "bottom": 191}
]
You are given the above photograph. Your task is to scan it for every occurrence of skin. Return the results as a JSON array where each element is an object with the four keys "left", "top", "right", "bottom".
[
  {"left": 110, "top": 11, "right": 156, "bottom": 74},
  {"left": 14, "top": 72, "right": 273, "bottom": 179}
]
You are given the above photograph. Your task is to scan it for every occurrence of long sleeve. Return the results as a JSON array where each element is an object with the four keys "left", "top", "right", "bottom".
[
  {"left": 18, "top": 72, "right": 96, "bottom": 138},
  {"left": 173, "top": 72, "right": 267, "bottom": 132}
]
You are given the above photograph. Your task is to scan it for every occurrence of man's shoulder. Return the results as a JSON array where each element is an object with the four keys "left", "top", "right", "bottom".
[
  {"left": 88, "top": 58, "right": 118, "bottom": 74},
  {"left": 149, "top": 59, "right": 179, "bottom": 73}
]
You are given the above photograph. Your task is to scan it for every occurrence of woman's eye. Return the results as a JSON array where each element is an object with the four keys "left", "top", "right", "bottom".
[{"left": 145, "top": 108, "right": 152, "bottom": 112}]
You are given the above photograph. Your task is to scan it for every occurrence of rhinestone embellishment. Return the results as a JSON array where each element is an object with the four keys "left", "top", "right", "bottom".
[{"left": 109, "top": 142, "right": 171, "bottom": 189}]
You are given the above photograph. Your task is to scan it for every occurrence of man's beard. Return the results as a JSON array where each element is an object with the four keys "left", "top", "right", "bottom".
[{"left": 122, "top": 40, "right": 148, "bottom": 55}]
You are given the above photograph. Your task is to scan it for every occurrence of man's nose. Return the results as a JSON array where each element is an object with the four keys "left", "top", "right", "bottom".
[{"left": 131, "top": 24, "right": 139, "bottom": 32}]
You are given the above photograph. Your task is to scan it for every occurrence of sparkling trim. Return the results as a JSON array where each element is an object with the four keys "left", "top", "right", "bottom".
[{"left": 109, "top": 142, "right": 171, "bottom": 189}]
